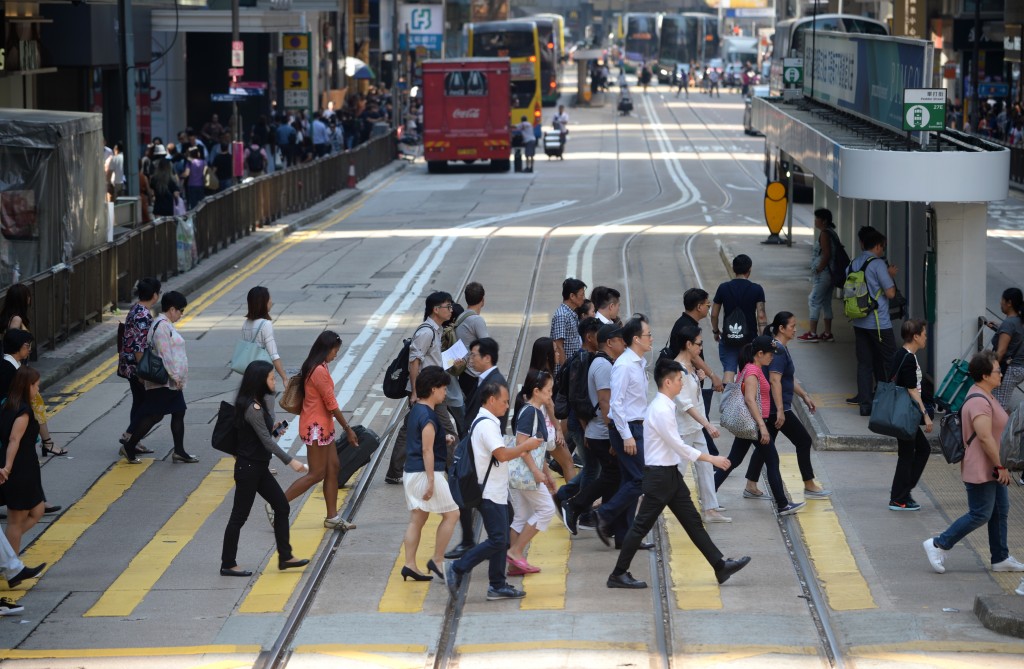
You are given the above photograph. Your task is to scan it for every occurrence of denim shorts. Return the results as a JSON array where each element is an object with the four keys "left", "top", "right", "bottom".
[{"left": 718, "top": 342, "right": 740, "bottom": 374}]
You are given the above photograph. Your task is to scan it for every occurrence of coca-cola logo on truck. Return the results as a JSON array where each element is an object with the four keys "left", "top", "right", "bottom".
[
  {"left": 452, "top": 108, "right": 481, "bottom": 118},
  {"left": 444, "top": 71, "right": 488, "bottom": 97}
]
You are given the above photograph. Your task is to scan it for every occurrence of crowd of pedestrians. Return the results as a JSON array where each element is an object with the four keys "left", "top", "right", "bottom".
[{"left": 1, "top": 210, "right": 1022, "bottom": 615}]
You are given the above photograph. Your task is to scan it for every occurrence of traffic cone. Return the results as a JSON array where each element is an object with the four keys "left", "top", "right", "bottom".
[{"left": 346, "top": 164, "right": 357, "bottom": 189}]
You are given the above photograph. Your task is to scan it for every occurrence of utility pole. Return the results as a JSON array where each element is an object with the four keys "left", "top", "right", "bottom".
[
  {"left": 232, "top": 0, "right": 241, "bottom": 142},
  {"left": 970, "top": 0, "right": 980, "bottom": 132},
  {"left": 118, "top": 0, "right": 139, "bottom": 197}
]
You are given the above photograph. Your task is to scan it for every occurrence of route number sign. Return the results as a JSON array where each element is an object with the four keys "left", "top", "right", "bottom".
[
  {"left": 783, "top": 58, "right": 803, "bottom": 87},
  {"left": 902, "top": 88, "right": 946, "bottom": 131}
]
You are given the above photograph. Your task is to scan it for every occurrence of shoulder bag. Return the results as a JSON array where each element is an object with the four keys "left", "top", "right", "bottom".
[
  {"left": 230, "top": 320, "right": 273, "bottom": 374},
  {"left": 868, "top": 351, "right": 922, "bottom": 441},
  {"left": 720, "top": 370, "right": 760, "bottom": 441},
  {"left": 279, "top": 374, "right": 303, "bottom": 415},
  {"left": 136, "top": 321, "right": 169, "bottom": 385},
  {"left": 508, "top": 407, "right": 542, "bottom": 490}
]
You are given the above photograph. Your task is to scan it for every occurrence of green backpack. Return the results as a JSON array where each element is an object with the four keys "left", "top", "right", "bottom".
[{"left": 843, "top": 256, "right": 880, "bottom": 320}]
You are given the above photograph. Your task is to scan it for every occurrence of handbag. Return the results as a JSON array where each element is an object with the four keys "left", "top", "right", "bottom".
[
  {"left": 136, "top": 321, "right": 169, "bottom": 385},
  {"left": 719, "top": 371, "right": 760, "bottom": 441},
  {"left": 939, "top": 393, "right": 987, "bottom": 464},
  {"left": 230, "top": 320, "right": 273, "bottom": 374},
  {"left": 508, "top": 407, "right": 543, "bottom": 490},
  {"left": 868, "top": 351, "right": 922, "bottom": 441},
  {"left": 279, "top": 374, "right": 303, "bottom": 414},
  {"left": 204, "top": 165, "right": 219, "bottom": 191}
]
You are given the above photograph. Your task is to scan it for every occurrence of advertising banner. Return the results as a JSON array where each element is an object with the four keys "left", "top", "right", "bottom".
[
  {"left": 398, "top": 5, "right": 443, "bottom": 51},
  {"left": 804, "top": 32, "right": 931, "bottom": 135}
]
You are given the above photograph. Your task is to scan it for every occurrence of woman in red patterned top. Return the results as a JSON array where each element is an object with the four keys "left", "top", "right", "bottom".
[
  {"left": 117, "top": 277, "right": 161, "bottom": 455},
  {"left": 281, "top": 331, "right": 359, "bottom": 531}
]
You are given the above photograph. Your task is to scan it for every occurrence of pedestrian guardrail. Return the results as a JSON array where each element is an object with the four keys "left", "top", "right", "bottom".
[{"left": 3, "top": 132, "right": 397, "bottom": 352}]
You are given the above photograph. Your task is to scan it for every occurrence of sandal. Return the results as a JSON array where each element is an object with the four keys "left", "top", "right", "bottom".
[{"left": 40, "top": 439, "right": 68, "bottom": 457}]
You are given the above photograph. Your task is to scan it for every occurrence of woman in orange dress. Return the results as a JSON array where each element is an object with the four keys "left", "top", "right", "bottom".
[{"left": 278, "top": 331, "right": 359, "bottom": 531}]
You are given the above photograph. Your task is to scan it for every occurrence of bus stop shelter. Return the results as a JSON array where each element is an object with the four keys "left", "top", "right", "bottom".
[{"left": 750, "top": 31, "right": 1009, "bottom": 376}]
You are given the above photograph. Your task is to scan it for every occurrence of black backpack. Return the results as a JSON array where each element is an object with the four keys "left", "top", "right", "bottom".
[
  {"left": 553, "top": 351, "right": 579, "bottom": 420},
  {"left": 246, "top": 149, "right": 265, "bottom": 172},
  {"left": 211, "top": 401, "right": 239, "bottom": 455},
  {"left": 721, "top": 283, "right": 751, "bottom": 347},
  {"left": 567, "top": 350, "right": 597, "bottom": 420},
  {"left": 382, "top": 323, "right": 432, "bottom": 400},
  {"left": 827, "top": 229, "right": 851, "bottom": 289},
  {"left": 448, "top": 417, "right": 497, "bottom": 509}
]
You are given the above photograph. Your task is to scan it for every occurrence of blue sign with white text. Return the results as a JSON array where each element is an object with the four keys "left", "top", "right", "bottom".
[
  {"left": 978, "top": 83, "right": 1009, "bottom": 98},
  {"left": 399, "top": 34, "right": 442, "bottom": 51}
]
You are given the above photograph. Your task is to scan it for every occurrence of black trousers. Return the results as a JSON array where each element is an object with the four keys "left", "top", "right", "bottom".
[
  {"left": 616, "top": 466, "right": 723, "bottom": 573},
  {"left": 567, "top": 437, "right": 619, "bottom": 515},
  {"left": 125, "top": 376, "right": 146, "bottom": 435},
  {"left": 746, "top": 410, "right": 815, "bottom": 483},
  {"left": 715, "top": 435, "right": 789, "bottom": 511},
  {"left": 854, "top": 326, "right": 897, "bottom": 412},
  {"left": 221, "top": 459, "right": 293, "bottom": 568},
  {"left": 890, "top": 428, "right": 930, "bottom": 503}
]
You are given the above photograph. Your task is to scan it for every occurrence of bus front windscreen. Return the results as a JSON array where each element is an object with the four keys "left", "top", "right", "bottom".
[
  {"left": 626, "top": 16, "right": 657, "bottom": 58},
  {"left": 660, "top": 19, "right": 685, "bottom": 62},
  {"left": 472, "top": 31, "right": 536, "bottom": 59}
]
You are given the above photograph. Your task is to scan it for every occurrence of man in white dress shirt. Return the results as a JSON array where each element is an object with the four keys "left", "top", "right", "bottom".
[
  {"left": 608, "top": 358, "right": 751, "bottom": 589},
  {"left": 594, "top": 315, "right": 652, "bottom": 547}
]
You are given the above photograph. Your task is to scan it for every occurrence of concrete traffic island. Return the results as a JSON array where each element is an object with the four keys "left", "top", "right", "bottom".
[{"left": 975, "top": 595, "right": 1024, "bottom": 638}]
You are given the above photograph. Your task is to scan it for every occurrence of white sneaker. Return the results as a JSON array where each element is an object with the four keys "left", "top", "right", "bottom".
[
  {"left": 992, "top": 556, "right": 1024, "bottom": 572},
  {"left": 923, "top": 538, "right": 948, "bottom": 574},
  {"left": 703, "top": 511, "right": 732, "bottom": 523},
  {"left": 1016, "top": 578, "right": 1024, "bottom": 596}
]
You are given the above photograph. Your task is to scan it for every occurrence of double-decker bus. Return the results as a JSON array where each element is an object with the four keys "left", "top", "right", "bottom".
[
  {"left": 655, "top": 14, "right": 688, "bottom": 84},
  {"left": 532, "top": 16, "right": 562, "bottom": 106},
  {"left": 469, "top": 21, "right": 542, "bottom": 128},
  {"left": 620, "top": 12, "right": 660, "bottom": 74},
  {"left": 768, "top": 14, "right": 887, "bottom": 95},
  {"left": 681, "top": 12, "right": 720, "bottom": 65}
]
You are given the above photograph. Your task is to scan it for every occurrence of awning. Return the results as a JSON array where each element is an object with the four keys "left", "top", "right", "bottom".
[
  {"left": 151, "top": 9, "right": 307, "bottom": 33},
  {"left": 752, "top": 96, "right": 1010, "bottom": 203}
]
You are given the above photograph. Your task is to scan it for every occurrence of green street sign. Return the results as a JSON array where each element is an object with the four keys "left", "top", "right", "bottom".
[
  {"left": 902, "top": 88, "right": 946, "bottom": 131},
  {"left": 783, "top": 58, "right": 803, "bottom": 87}
]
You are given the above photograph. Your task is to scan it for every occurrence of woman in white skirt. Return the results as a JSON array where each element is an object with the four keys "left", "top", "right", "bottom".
[
  {"left": 401, "top": 366, "right": 460, "bottom": 582},
  {"left": 673, "top": 325, "right": 731, "bottom": 523},
  {"left": 507, "top": 369, "right": 557, "bottom": 575}
]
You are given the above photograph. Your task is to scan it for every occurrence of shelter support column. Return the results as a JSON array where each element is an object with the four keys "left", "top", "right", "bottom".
[{"left": 932, "top": 202, "right": 988, "bottom": 374}]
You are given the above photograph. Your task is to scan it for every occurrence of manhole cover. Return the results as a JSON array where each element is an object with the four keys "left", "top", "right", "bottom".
[
  {"left": 348, "top": 291, "right": 392, "bottom": 299},
  {"left": 373, "top": 271, "right": 408, "bottom": 279}
]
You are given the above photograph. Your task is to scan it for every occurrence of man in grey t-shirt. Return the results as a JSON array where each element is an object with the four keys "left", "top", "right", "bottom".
[
  {"left": 848, "top": 226, "right": 898, "bottom": 416},
  {"left": 457, "top": 282, "right": 490, "bottom": 398},
  {"left": 561, "top": 324, "right": 627, "bottom": 534}
]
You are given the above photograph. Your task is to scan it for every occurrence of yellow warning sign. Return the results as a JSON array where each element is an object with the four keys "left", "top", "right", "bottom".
[{"left": 284, "top": 69, "right": 309, "bottom": 90}]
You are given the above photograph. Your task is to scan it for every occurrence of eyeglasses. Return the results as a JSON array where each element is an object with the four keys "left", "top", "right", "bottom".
[
  {"left": 640, "top": 332, "right": 654, "bottom": 339},
  {"left": 438, "top": 304, "right": 453, "bottom": 310}
]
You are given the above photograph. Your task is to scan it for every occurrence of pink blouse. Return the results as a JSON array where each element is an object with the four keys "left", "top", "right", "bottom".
[
  {"left": 299, "top": 363, "right": 339, "bottom": 446},
  {"left": 740, "top": 363, "right": 770, "bottom": 418}
]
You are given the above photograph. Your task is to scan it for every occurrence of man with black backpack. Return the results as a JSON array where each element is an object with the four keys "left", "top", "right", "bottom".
[
  {"left": 710, "top": 255, "right": 767, "bottom": 383},
  {"left": 555, "top": 317, "right": 602, "bottom": 507},
  {"left": 244, "top": 142, "right": 268, "bottom": 177},
  {"left": 384, "top": 292, "right": 459, "bottom": 484}
]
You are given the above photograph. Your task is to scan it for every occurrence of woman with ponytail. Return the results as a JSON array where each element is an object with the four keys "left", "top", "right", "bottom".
[
  {"left": 987, "top": 287, "right": 1024, "bottom": 411},
  {"left": 745, "top": 312, "right": 831, "bottom": 501}
]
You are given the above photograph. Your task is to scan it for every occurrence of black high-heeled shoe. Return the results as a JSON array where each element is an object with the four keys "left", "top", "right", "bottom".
[
  {"left": 401, "top": 566, "right": 433, "bottom": 582},
  {"left": 426, "top": 559, "right": 444, "bottom": 581},
  {"left": 279, "top": 558, "right": 310, "bottom": 571}
]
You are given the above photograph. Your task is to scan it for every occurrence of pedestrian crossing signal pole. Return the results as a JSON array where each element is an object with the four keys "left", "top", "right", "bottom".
[{"left": 762, "top": 181, "right": 788, "bottom": 245}]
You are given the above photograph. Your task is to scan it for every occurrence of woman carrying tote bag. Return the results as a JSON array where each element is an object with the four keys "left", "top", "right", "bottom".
[
  {"left": 234, "top": 287, "right": 287, "bottom": 384},
  {"left": 887, "top": 319, "right": 933, "bottom": 511}
]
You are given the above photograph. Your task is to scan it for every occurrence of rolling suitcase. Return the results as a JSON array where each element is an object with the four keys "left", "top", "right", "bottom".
[
  {"left": 336, "top": 425, "right": 381, "bottom": 488},
  {"left": 543, "top": 131, "right": 563, "bottom": 158}
]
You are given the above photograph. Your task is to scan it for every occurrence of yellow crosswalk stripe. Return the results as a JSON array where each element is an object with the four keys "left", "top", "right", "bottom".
[
  {"left": 519, "top": 472, "right": 569, "bottom": 610},
  {"left": 1, "top": 461, "right": 153, "bottom": 601},
  {"left": 84, "top": 458, "right": 236, "bottom": 617},
  {"left": 778, "top": 453, "right": 876, "bottom": 611},
  {"left": 378, "top": 514, "right": 441, "bottom": 613},
  {"left": 239, "top": 485, "right": 350, "bottom": 613},
  {"left": 665, "top": 464, "right": 723, "bottom": 610}
]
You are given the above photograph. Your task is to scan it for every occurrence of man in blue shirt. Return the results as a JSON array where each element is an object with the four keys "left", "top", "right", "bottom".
[
  {"left": 275, "top": 116, "right": 297, "bottom": 167},
  {"left": 848, "top": 226, "right": 898, "bottom": 415}
]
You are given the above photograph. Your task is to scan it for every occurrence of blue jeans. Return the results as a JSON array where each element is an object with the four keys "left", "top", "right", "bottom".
[
  {"left": 452, "top": 499, "right": 509, "bottom": 589},
  {"left": 935, "top": 481, "right": 1009, "bottom": 565},
  {"left": 598, "top": 421, "right": 645, "bottom": 541},
  {"left": 808, "top": 270, "right": 833, "bottom": 321},
  {"left": 559, "top": 414, "right": 597, "bottom": 502}
]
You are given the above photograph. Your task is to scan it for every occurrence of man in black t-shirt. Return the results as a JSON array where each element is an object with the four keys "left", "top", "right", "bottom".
[
  {"left": 670, "top": 288, "right": 723, "bottom": 455},
  {"left": 710, "top": 254, "right": 767, "bottom": 383}
]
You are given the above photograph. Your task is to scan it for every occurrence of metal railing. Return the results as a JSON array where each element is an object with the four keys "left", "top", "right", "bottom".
[{"left": 3, "top": 133, "right": 397, "bottom": 352}]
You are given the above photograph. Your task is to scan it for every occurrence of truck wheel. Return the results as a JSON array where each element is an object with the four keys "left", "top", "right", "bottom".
[
  {"left": 491, "top": 159, "right": 511, "bottom": 172},
  {"left": 426, "top": 160, "right": 446, "bottom": 174}
]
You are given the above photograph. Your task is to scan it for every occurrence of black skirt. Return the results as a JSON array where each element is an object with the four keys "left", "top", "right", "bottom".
[{"left": 139, "top": 387, "right": 188, "bottom": 417}]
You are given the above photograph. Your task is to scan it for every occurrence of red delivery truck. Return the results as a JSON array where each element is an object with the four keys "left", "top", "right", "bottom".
[{"left": 422, "top": 58, "right": 512, "bottom": 173}]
